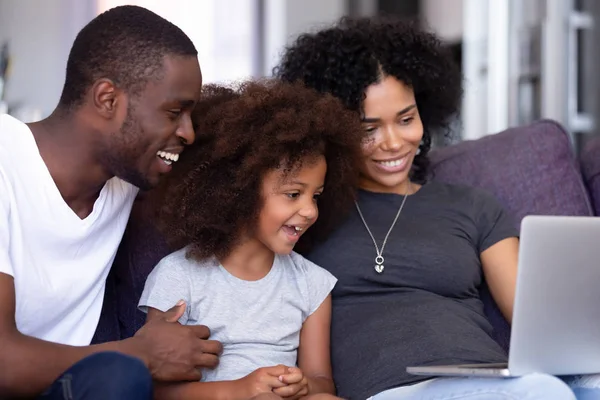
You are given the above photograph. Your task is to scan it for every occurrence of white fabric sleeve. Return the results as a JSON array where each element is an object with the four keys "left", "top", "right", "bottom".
[
  {"left": 304, "top": 258, "right": 338, "bottom": 316},
  {"left": 138, "top": 253, "right": 193, "bottom": 325},
  {"left": 0, "top": 171, "right": 13, "bottom": 277}
]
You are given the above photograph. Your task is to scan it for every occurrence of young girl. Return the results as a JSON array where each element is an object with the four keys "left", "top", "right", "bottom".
[{"left": 137, "top": 80, "right": 364, "bottom": 400}]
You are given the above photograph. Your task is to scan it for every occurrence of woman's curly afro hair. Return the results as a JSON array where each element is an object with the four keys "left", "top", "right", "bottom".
[
  {"left": 154, "top": 80, "right": 364, "bottom": 260},
  {"left": 274, "top": 16, "right": 463, "bottom": 183}
]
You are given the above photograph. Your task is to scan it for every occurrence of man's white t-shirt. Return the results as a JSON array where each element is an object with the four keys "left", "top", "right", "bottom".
[{"left": 0, "top": 114, "right": 138, "bottom": 345}]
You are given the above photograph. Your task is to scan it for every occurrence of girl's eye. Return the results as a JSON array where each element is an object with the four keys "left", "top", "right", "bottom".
[
  {"left": 364, "top": 126, "right": 377, "bottom": 135},
  {"left": 286, "top": 192, "right": 300, "bottom": 199},
  {"left": 313, "top": 193, "right": 322, "bottom": 201}
]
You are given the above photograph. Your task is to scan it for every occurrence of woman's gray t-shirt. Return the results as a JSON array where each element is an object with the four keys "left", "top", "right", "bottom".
[
  {"left": 306, "top": 182, "right": 519, "bottom": 400},
  {"left": 139, "top": 249, "right": 337, "bottom": 382}
]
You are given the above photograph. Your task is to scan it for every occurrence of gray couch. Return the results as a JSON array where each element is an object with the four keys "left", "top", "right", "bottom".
[{"left": 92, "top": 119, "right": 600, "bottom": 353}]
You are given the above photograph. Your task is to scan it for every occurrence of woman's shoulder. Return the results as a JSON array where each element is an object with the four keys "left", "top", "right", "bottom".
[{"left": 421, "top": 181, "right": 500, "bottom": 206}]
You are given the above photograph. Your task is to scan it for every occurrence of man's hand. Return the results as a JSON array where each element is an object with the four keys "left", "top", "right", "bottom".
[
  {"left": 133, "top": 301, "right": 223, "bottom": 382},
  {"left": 235, "top": 365, "right": 289, "bottom": 399},
  {"left": 273, "top": 367, "right": 309, "bottom": 399}
]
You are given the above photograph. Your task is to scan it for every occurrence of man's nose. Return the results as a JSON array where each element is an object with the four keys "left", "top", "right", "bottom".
[{"left": 177, "top": 114, "right": 195, "bottom": 145}]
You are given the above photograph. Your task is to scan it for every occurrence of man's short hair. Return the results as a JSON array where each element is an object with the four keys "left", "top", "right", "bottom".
[{"left": 58, "top": 5, "right": 198, "bottom": 109}]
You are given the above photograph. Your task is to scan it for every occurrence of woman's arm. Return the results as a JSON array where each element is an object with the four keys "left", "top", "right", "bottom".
[{"left": 480, "top": 237, "right": 519, "bottom": 323}]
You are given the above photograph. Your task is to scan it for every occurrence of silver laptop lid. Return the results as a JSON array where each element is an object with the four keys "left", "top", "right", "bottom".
[{"left": 509, "top": 215, "right": 600, "bottom": 376}]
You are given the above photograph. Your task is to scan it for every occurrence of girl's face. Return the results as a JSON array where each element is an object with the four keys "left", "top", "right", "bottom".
[
  {"left": 359, "top": 75, "right": 424, "bottom": 194},
  {"left": 255, "top": 156, "right": 327, "bottom": 255}
]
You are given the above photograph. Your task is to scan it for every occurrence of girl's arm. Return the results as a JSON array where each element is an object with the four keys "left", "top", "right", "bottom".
[
  {"left": 481, "top": 237, "right": 519, "bottom": 323},
  {"left": 275, "top": 294, "right": 336, "bottom": 398}
]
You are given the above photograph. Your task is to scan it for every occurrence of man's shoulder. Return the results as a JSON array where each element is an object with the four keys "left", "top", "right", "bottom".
[
  {"left": 0, "top": 114, "right": 31, "bottom": 144},
  {"left": 0, "top": 115, "right": 36, "bottom": 173}
]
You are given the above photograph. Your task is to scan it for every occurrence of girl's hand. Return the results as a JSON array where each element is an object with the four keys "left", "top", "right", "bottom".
[
  {"left": 273, "top": 367, "right": 309, "bottom": 399},
  {"left": 235, "top": 365, "right": 288, "bottom": 399}
]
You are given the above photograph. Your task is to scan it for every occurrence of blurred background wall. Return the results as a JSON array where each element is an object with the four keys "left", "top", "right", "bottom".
[{"left": 0, "top": 0, "right": 598, "bottom": 152}]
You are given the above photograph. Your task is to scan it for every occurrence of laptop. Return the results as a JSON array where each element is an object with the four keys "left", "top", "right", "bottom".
[{"left": 407, "top": 215, "right": 600, "bottom": 378}]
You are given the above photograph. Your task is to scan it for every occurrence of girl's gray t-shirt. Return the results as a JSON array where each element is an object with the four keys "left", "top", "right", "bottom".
[{"left": 139, "top": 249, "right": 337, "bottom": 382}]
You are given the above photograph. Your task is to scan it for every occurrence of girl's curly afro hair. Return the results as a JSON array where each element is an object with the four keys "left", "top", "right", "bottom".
[
  {"left": 153, "top": 80, "right": 364, "bottom": 260},
  {"left": 274, "top": 16, "right": 463, "bottom": 183}
]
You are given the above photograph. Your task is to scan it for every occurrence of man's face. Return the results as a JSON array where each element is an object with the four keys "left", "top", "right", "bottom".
[{"left": 102, "top": 55, "right": 202, "bottom": 190}]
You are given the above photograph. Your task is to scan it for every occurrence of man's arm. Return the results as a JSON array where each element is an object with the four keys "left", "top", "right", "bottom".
[{"left": 0, "top": 273, "right": 222, "bottom": 399}]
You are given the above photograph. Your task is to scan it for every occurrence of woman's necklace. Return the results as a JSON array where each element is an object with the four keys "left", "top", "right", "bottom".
[{"left": 354, "top": 181, "right": 411, "bottom": 274}]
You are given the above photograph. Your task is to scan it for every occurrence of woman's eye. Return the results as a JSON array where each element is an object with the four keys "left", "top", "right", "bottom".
[
  {"left": 400, "top": 117, "right": 414, "bottom": 125},
  {"left": 364, "top": 126, "right": 377, "bottom": 134},
  {"left": 313, "top": 193, "right": 322, "bottom": 201}
]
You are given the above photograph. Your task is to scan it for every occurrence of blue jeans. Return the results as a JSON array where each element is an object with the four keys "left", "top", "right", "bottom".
[
  {"left": 38, "top": 352, "right": 152, "bottom": 400},
  {"left": 369, "top": 373, "right": 600, "bottom": 399}
]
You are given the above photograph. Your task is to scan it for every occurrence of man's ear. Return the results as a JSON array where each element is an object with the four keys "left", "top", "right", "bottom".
[{"left": 91, "top": 78, "right": 122, "bottom": 119}]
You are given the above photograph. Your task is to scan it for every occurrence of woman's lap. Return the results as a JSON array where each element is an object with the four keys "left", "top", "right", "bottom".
[
  {"left": 367, "top": 373, "right": 600, "bottom": 400},
  {"left": 564, "top": 374, "right": 600, "bottom": 400}
]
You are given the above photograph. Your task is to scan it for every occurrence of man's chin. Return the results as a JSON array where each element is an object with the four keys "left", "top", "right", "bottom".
[{"left": 116, "top": 171, "right": 154, "bottom": 191}]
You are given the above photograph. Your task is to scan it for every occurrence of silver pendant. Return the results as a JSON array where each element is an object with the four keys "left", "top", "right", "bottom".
[{"left": 375, "top": 255, "right": 384, "bottom": 273}]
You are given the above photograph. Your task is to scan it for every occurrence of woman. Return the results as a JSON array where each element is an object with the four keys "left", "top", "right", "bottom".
[{"left": 275, "top": 16, "right": 598, "bottom": 399}]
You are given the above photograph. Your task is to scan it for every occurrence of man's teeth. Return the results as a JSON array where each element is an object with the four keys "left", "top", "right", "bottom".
[
  {"left": 157, "top": 151, "right": 179, "bottom": 165},
  {"left": 377, "top": 158, "right": 404, "bottom": 167}
]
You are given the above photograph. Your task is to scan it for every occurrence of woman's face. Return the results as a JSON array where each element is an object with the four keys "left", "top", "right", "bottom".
[{"left": 359, "top": 75, "right": 424, "bottom": 194}]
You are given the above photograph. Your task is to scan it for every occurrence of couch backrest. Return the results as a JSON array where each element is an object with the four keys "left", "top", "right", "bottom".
[
  {"left": 580, "top": 136, "right": 600, "bottom": 215},
  {"left": 94, "top": 119, "right": 595, "bottom": 349}
]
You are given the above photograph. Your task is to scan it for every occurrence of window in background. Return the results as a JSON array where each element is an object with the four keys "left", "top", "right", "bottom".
[{"left": 97, "top": 0, "right": 259, "bottom": 84}]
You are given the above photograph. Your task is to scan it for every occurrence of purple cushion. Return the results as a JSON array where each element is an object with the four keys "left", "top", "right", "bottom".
[
  {"left": 430, "top": 119, "right": 593, "bottom": 222},
  {"left": 91, "top": 267, "right": 120, "bottom": 344},
  {"left": 580, "top": 137, "right": 600, "bottom": 215},
  {"left": 93, "top": 119, "right": 594, "bottom": 346},
  {"left": 113, "top": 203, "right": 172, "bottom": 339},
  {"left": 429, "top": 119, "right": 594, "bottom": 351},
  {"left": 93, "top": 201, "right": 171, "bottom": 341}
]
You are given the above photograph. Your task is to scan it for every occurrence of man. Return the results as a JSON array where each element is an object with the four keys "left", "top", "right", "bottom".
[{"left": 0, "top": 5, "right": 221, "bottom": 399}]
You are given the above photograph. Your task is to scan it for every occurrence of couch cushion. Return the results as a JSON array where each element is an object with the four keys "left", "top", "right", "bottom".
[
  {"left": 430, "top": 119, "right": 593, "bottom": 222},
  {"left": 118, "top": 204, "right": 171, "bottom": 339},
  {"left": 580, "top": 137, "right": 600, "bottom": 215},
  {"left": 91, "top": 267, "right": 120, "bottom": 344},
  {"left": 429, "top": 118, "right": 594, "bottom": 351},
  {"left": 99, "top": 201, "right": 172, "bottom": 340},
  {"left": 94, "top": 119, "right": 594, "bottom": 344}
]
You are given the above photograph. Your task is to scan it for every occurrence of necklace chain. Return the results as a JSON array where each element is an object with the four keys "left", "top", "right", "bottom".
[{"left": 355, "top": 181, "right": 411, "bottom": 274}]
